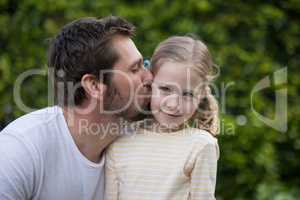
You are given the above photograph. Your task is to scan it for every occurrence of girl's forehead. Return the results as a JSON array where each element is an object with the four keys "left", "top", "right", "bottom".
[{"left": 154, "top": 62, "right": 201, "bottom": 82}]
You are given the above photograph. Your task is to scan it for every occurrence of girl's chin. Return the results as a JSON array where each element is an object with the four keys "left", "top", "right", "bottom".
[{"left": 152, "top": 118, "right": 185, "bottom": 131}]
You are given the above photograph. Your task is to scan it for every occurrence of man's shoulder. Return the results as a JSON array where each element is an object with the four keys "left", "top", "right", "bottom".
[
  {"left": 2, "top": 106, "right": 62, "bottom": 134},
  {"left": 0, "top": 106, "right": 65, "bottom": 200},
  {"left": 0, "top": 106, "right": 64, "bottom": 148}
]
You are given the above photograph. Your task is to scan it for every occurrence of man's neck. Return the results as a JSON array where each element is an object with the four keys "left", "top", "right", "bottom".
[{"left": 62, "top": 105, "right": 120, "bottom": 163}]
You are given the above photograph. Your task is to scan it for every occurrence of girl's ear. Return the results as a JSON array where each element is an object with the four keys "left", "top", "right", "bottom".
[{"left": 81, "top": 74, "right": 107, "bottom": 101}]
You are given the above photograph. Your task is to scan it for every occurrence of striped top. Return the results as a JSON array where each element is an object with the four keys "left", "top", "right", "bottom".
[{"left": 104, "top": 127, "right": 219, "bottom": 200}]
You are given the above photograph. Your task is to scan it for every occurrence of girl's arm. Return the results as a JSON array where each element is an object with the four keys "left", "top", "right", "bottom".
[
  {"left": 104, "top": 148, "right": 119, "bottom": 200},
  {"left": 190, "top": 142, "right": 219, "bottom": 200}
]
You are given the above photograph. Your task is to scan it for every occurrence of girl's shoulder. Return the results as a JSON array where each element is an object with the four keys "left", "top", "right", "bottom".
[
  {"left": 186, "top": 128, "right": 220, "bottom": 160},
  {"left": 106, "top": 120, "right": 148, "bottom": 151},
  {"left": 187, "top": 127, "right": 218, "bottom": 147}
]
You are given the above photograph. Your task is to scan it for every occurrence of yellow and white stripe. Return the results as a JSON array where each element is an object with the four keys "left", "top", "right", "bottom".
[{"left": 104, "top": 127, "right": 219, "bottom": 200}]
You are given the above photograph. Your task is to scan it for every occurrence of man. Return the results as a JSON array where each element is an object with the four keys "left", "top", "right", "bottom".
[{"left": 0, "top": 16, "right": 152, "bottom": 199}]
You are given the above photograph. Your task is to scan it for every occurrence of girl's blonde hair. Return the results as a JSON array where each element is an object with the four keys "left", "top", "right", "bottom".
[{"left": 150, "top": 35, "right": 220, "bottom": 136}]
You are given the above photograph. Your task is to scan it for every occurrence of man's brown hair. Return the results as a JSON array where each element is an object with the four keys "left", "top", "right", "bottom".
[{"left": 48, "top": 16, "right": 135, "bottom": 106}]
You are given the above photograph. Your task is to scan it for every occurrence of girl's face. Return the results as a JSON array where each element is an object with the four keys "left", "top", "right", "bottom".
[{"left": 151, "top": 61, "right": 202, "bottom": 129}]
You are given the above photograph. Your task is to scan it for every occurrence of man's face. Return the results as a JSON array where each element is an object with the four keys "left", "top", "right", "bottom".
[{"left": 104, "top": 35, "right": 153, "bottom": 120}]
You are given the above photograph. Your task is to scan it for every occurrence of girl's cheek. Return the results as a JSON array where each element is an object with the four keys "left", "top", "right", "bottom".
[
  {"left": 184, "top": 101, "right": 198, "bottom": 115},
  {"left": 151, "top": 95, "right": 162, "bottom": 113}
]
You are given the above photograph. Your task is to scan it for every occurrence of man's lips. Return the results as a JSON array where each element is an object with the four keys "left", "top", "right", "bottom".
[
  {"left": 144, "top": 82, "right": 152, "bottom": 91},
  {"left": 139, "top": 83, "right": 152, "bottom": 95}
]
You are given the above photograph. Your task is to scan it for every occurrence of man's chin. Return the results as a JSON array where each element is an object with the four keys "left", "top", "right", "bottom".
[
  {"left": 121, "top": 103, "right": 151, "bottom": 122},
  {"left": 128, "top": 112, "right": 149, "bottom": 121}
]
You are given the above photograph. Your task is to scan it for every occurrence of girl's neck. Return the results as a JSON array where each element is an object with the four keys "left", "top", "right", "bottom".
[{"left": 143, "top": 118, "right": 185, "bottom": 134}]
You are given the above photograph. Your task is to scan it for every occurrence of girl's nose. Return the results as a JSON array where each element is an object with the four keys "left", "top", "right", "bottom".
[{"left": 164, "top": 94, "right": 181, "bottom": 112}]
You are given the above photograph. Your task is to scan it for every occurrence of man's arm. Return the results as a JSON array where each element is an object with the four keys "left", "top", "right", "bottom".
[{"left": 0, "top": 134, "right": 36, "bottom": 200}]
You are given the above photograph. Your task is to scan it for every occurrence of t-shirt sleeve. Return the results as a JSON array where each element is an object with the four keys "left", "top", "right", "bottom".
[
  {"left": 0, "top": 134, "right": 37, "bottom": 200},
  {"left": 189, "top": 141, "right": 219, "bottom": 200},
  {"left": 104, "top": 145, "right": 119, "bottom": 200}
]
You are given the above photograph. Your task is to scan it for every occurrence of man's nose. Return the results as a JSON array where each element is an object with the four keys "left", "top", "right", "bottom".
[{"left": 142, "top": 67, "right": 153, "bottom": 86}]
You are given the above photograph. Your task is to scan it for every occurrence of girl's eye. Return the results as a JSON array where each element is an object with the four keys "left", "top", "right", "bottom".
[
  {"left": 159, "top": 86, "right": 171, "bottom": 93},
  {"left": 182, "top": 91, "right": 194, "bottom": 98}
]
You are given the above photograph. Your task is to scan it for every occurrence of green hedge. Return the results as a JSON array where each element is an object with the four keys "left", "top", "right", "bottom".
[{"left": 0, "top": 0, "right": 299, "bottom": 199}]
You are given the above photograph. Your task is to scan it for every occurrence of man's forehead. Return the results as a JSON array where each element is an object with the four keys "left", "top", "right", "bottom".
[{"left": 112, "top": 36, "right": 142, "bottom": 68}]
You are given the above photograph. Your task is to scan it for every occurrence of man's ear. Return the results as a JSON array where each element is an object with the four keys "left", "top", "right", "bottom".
[{"left": 81, "top": 74, "right": 107, "bottom": 100}]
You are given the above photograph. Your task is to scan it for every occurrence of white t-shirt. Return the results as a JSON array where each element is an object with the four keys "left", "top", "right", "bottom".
[{"left": 0, "top": 106, "right": 105, "bottom": 200}]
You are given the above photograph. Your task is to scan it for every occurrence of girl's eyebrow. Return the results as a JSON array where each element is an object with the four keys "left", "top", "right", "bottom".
[
  {"left": 155, "top": 82, "right": 192, "bottom": 93},
  {"left": 153, "top": 81, "right": 177, "bottom": 88},
  {"left": 154, "top": 81, "right": 198, "bottom": 95},
  {"left": 182, "top": 89, "right": 194, "bottom": 93}
]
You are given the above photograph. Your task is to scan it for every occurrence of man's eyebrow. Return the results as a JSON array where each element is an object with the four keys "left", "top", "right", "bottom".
[{"left": 128, "top": 57, "right": 143, "bottom": 69}]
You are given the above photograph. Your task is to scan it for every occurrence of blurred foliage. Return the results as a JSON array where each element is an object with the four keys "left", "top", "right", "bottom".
[{"left": 0, "top": 0, "right": 299, "bottom": 199}]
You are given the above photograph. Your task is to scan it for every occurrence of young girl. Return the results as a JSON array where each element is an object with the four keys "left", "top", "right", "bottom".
[{"left": 105, "top": 36, "right": 220, "bottom": 200}]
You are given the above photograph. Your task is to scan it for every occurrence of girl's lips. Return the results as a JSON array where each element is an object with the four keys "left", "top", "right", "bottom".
[{"left": 161, "top": 111, "right": 182, "bottom": 117}]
